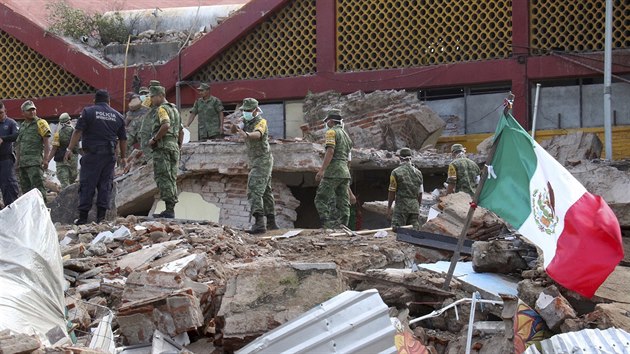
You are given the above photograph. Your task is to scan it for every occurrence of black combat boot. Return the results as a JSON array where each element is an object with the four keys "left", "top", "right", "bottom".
[
  {"left": 153, "top": 203, "right": 175, "bottom": 218},
  {"left": 266, "top": 214, "right": 279, "bottom": 230},
  {"left": 74, "top": 210, "right": 89, "bottom": 225},
  {"left": 247, "top": 214, "right": 267, "bottom": 234},
  {"left": 96, "top": 207, "right": 107, "bottom": 223}
]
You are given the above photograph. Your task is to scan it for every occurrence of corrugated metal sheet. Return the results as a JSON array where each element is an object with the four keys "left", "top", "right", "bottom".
[
  {"left": 523, "top": 328, "right": 630, "bottom": 354},
  {"left": 237, "top": 289, "right": 397, "bottom": 354}
]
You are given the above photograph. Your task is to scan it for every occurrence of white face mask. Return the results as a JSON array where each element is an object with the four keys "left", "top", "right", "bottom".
[{"left": 243, "top": 111, "right": 254, "bottom": 121}]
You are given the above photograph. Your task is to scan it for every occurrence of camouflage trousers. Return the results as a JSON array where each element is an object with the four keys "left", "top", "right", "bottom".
[
  {"left": 19, "top": 165, "right": 46, "bottom": 199},
  {"left": 247, "top": 169, "right": 275, "bottom": 217},
  {"left": 57, "top": 158, "right": 78, "bottom": 189},
  {"left": 391, "top": 210, "right": 420, "bottom": 230},
  {"left": 314, "top": 177, "right": 350, "bottom": 229},
  {"left": 153, "top": 148, "right": 179, "bottom": 209}
]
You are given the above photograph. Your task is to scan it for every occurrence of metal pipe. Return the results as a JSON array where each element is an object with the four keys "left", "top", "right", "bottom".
[
  {"left": 531, "top": 83, "right": 541, "bottom": 139},
  {"left": 604, "top": 0, "right": 613, "bottom": 161},
  {"left": 465, "top": 292, "right": 480, "bottom": 354},
  {"left": 409, "top": 297, "right": 503, "bottom": 325}
]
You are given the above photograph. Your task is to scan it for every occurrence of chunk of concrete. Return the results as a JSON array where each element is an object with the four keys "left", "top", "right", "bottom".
[
  {"left": 0, "top": 332, "right": 41, "bottom": 354},
  {"left": 584, "top": 302, "right": 630, "bottom": 333},
  {"left": 117, "top": 240, "right": 181, "bottom": 271},
  {"left": 539, "top": 131, "right": 602, "bottom": 166},
  {"left": 302, "top": 90, "right": 446, "bottom": 150},
  {"left": 472, "top": 240, "right": 527, "bottom": 274},
  {"left": 117, "top": 289, "right": 204, "bottom": 345},
  {"left": 535, "top": 287, "right": 577, "bottom": 331},
  {"left": 421, "top": 192, "right": 506, "bottom": 240},
  {"left": 517, "top": 279, "right": 546, "bottom": 309},
  {"left": 49, "top": 183, "right": 117, "bottom": 224},
  {"left": 217, "top": 259, "right": 345, "bottom": 352},
  {"left": 567, "top": 160, "right": 630, "bottom": 227}
]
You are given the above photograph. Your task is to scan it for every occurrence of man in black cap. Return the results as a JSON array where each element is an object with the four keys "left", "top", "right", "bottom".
[
  {"left": 0, "top": 101, "right": 20, "bottom": 207},
  {"left": 65, "top": 90, "right": 127, "bottom": 224}
]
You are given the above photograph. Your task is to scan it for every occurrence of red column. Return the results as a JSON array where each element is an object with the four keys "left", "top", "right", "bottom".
[
  {"left": 511, "top": 0, "right": 530, "bottom": 128},
  {"left": 315, "top": 0, "right": 337, "bottom": 75}
]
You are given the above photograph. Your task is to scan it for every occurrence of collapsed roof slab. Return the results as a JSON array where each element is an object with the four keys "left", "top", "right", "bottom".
[{"left": 115, "top": 140, "right": 482, "bottom": 215}]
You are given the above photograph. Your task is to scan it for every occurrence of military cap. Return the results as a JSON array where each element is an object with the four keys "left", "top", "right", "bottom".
[
  {"left": 149, "top": 80, "right": 161, "bottom": 87},
  {"left": 149, "top": 85, "right": 166, "bottom": 97},
  {"left": 239, "top": 98, "right": 259, "bottom": 111},
  {"left": 323, "top": 108, "right": 342, "bottom": 121},
  {"left": 94, "top": 89, "right": 110, "bottom": 103},
  {"left": 59, "top": 112, "right": 71, "bottom": 123},
  {"left": 139, "top": 86, "right": 149, "bottom": 94},
  {"left": 21, "top": 100, "right": 36, "bottom": 111},
  {"left": 451, "top": 143, "right": 465, "bottom": 153},
  {"left": 197, "top": 83, "right": 210, "bottom": 91},
  {"left": 397, "top": 147, "right": 412, "bottom": 157}
]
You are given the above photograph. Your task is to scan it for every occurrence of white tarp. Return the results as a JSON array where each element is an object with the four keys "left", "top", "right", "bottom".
[{"left": 0, "top": 189, "right": 69, "bottom": 344}]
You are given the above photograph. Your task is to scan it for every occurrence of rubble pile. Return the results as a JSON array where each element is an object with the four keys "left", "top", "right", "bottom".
[
  {"left": 421, "top": 192, "right": 507, "bottom": 241},
  {"left": 51, "top": 217, "right": 446, "bottom": 352},
  {"left": 301, "top": 90, "right": 445, "bottom": 151}
]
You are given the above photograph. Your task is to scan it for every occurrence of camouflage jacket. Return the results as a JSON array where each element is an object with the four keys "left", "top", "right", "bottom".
[
  {"left": 447, "top": 157, "right": 480, "bottom": 196},
  {"left": 389, "top": 162, "right": 423, "bottom": 213},
  {"left": 323, "top": 125, "right": 352, "bottom": 179},
  {"left": 17, "top": 117, "right": 51, "bottom": 167},
  {"left": 52, "top": 124, "right": 78, "bottom": 164},
  {"left": 244, "top": 116, "right": 273, "bottom": 174},
  {"left": 126, "top": 106, "right": 150, "bottom": 147},
  {"left": 151, "top": 102, "right": 182, "bottom": 152},
  {"left": 192, "top": 96, "right": 224, "bottom": 137}
]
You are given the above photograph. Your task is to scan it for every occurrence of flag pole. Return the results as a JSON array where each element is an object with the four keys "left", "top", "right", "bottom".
[{"left": 441, "top": 93, "right": 513, "bottom": 290}]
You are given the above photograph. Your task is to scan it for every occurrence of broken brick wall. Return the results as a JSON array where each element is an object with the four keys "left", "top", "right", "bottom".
[
  {"left": 179, "top": 174, "right": 300, "bottom": 229},
  {"left": 301, "top": 90, "right": 445, "bottom": 151}
]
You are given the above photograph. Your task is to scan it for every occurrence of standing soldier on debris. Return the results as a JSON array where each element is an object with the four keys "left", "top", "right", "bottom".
[
  {"left": 232, "top": 98, "right": 278, "bottom": 234},
  {"left": 0, "top": 101, "right": 20, "bottom": 207},
  {"left": 446, "top": 143, "right": 480, "bottom": 197},
  {"left": 314, "top": 109, "right": 353, "bottom": 229},
  {"left": 137, "top": 80, "right": 162, "bottom": 161},
  {"left": 125, "top": 92, "right": 149, "bottom": 156},
  {"left": 387, "top": 148, "right": 424, "bottom": 230},
  {"left": 185, "top": 83, "right": 224, "bottom": 141},
  {"left": 47, "top": 113, "right": 78, "bottom": 189},
  {"left": 16, "top": 100, "right": 51, "bottom": 199},
  {"left": 65, "top": 90, "right": 127, "bottom": 225},
  {"left": 148, "top": 85, "right": 183, "bottom": 219}
]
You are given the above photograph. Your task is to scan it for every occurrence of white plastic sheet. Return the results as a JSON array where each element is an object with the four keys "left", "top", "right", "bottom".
[{"left": 0, "top": 189, "right": 69, "bottom": 344}]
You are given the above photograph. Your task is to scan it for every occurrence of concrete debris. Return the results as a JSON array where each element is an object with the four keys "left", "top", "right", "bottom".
[
  {"left": 49, "top": 183, "right": 118, "bottom": 224},
  {"left": 217, "top": 260, "right": 344, "bottom": 352},
  {"left": 567, "top": 160, "right": 630, "bottom": 227},
  {"left": 472, "top": 240, "right": 528, "bottom": 274},
  {"left": 421, "top": 192, "right": 507, "bottom": 241},
  {"left": 302, "top": 90, "right": 445, "bottom": 151},
  {"left": 539, "top": 131, "right": 602, "bottom": 166},
  {"left": 535, "top": 286, "right": 577, "bottom": 331},
  {"left": 0, "top": 331, "right": 42, "bottom": 354}
]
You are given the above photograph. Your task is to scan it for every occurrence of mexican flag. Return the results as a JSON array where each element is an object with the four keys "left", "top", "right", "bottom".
[{"left": 478, "top": 112, "right": 623, "bottom": 298}]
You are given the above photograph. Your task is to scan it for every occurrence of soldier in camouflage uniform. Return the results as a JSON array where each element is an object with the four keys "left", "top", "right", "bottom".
[
  {"left": 148, "top": 85, "right": 183, "bottom": 218},
  {"left": 185, "top": 83, "right": 224, "bottom": 141},
  {"left": 16, "top": 100, "right": 51, "bottom": 198},
  {"left": 47, "top": 113, "right": 78, "bottom": 188},
  {"left": 387, "top": 148, "right": 423, "bottom": 230},
  {"left": 124, "top": 93, "right": 150, "bottom": 156},
  {"left": 446, "top": 143, "right": 480, "bottom": 197},
  {"left": 314, "top": 109, "right": 353, "bottom": 229},
  {"left": 137, "top": 80, "right": 163, "bottom": 162},
  {"left": 233, "top": 98, "right": 278, "bottom": 234}
]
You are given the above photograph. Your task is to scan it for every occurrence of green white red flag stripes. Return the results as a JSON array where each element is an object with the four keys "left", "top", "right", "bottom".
[{"left": 478, "top": 112, "right": 623, "bottom": 298}]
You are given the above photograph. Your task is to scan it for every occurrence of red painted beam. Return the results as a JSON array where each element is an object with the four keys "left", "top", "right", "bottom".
[
  {"left": 527, "top": 53, "right": 630, "bottom": 80},
  {"left": 511, "top": 0, "right": 530, "bottom": 56},
  {"left": 157, "top": 0, "right": 293, "bottom": 90},
  {"left": 0, "top": 3, "right": 111, "bottom": 90},
  {"left": 315, "top": 0, "right": 337, "bottom": 74},
  {"left": 2, "top": 95, "right": 96, "bottom": 120},
  {"left": 176, "top": 58, "right": 522, "bottom": 105}
]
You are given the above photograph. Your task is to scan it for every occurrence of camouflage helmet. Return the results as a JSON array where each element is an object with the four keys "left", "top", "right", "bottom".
[
  {"left": 451, "top": 143, "right": 465, "bottom": 153},
  {"left": 149, "top": 86, "right": 166, "bottom": 97},
  {"left": 59, "top": 112, "right": 71, "bottom": 123},
  {"left": 397, "top": 147, "right": 412, "bottom": 157},
  {"left": 197, "top": 83, "right": 210, "bottom": 91},
  {"left": 323, "top": 108, "right": 342, "bottom": 122},
  {"left": 239, "top": 98, "right": 259, "bottom": 111},
  {"left": 149, "top": 80, "right": 161, "bottom": 87},
  {"left": 139, "top": 86, "right": 149, "bottom": 95},
  {"left": 21, "top": 100, "right": 36, "bottom": 111}
]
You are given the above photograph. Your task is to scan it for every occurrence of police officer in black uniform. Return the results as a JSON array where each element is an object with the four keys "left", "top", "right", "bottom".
[
  {"left": 65, "top": 90, "right": 127, "bottom": 224},
  {"left": 0, "top": 101, "right": 20, "bottom": 207}
]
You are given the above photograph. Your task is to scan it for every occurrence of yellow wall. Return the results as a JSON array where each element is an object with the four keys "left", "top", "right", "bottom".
[{"left": 437, "top": 126, "right": 630, "bottom": 160}]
